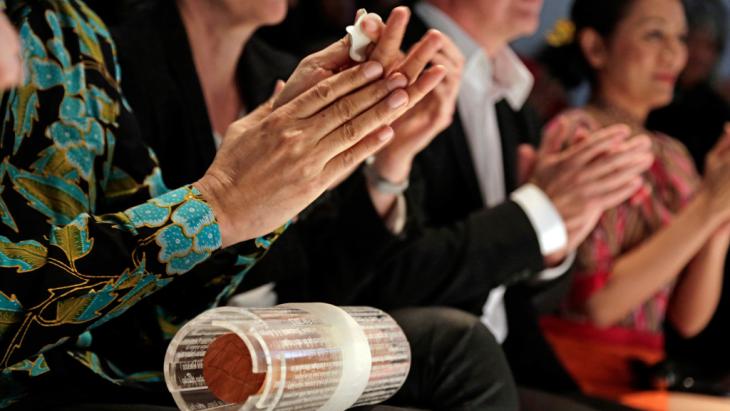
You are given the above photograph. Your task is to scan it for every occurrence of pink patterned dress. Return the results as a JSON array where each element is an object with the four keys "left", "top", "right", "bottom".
[{"left": 548, "top": 132, "right": 701, "bottom": 348}]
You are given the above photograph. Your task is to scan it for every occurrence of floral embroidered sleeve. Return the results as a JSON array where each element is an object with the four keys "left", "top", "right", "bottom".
[{"left": 0, "top": 0, "right": 277, "bottom": 378}]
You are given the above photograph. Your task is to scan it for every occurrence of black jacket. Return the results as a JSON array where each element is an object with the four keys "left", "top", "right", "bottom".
[{"left": 374, "top": 12, "right": 578, "bottom": 392}]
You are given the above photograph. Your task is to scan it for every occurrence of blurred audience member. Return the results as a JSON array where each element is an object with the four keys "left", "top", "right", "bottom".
[
  {"left": 541, "top": 0, "right": 730, "bottom": 399},
  {"left": 648, "top": 0, "right": 730, "bottom": 173},
  {"left": 649, "top": 0, "right": 730, "bottom": 382}
]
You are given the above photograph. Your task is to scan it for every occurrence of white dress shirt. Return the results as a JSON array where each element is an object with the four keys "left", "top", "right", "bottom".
[{"left": 416, "top": 3, "right": 573, "bottom": 343}]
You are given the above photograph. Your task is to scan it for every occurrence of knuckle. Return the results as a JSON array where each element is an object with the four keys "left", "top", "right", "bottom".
[
  {"left": 335, "top": 97, "right": 356, "bottom": 121},
  {"left": 341, "top": 149, "right": 356, "bottom": 168},
  {"left": 313, "top": 82, "right": 333, "bottom": 102},
  {"left": 341, "top": 121, "right": 358, "bottom": 142},
  {"left": 300, "top": 162, "right": 320, "bottom": 180},
  {"left": 300, "top": 55, "right": 315, "bottom": 67},
  {"left": 261, "top": 116, "right": 278, "bottom": 133}
]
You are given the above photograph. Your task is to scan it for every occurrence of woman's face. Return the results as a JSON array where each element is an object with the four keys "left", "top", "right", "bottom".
[{"left": 597, "top": 0, "right": 688, "bottom": 110}]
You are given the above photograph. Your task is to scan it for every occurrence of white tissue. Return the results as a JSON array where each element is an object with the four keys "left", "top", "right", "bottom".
[{"left": 346, "top": 10, "right": 378, "bottom": 62}]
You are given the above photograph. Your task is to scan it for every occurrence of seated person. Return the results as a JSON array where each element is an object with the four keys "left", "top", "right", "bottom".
[
  {"left": 541, "top": 0, "right": 730, "bottom": 399},
  {"left": 648, "top": 0, "right": 730, "bottom": 173},
  {"left": 647, "top": 0, "right": 730, "bottom": 379}
]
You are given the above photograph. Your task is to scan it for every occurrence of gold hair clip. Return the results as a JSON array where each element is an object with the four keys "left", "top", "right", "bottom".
[{"left": 547, "top": 19, "right": 576, "bottom": 47}]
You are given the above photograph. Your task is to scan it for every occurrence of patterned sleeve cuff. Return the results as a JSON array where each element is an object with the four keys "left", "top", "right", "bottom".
[{"left": 124, "top": 185, "right": 222, "bottom": 275}]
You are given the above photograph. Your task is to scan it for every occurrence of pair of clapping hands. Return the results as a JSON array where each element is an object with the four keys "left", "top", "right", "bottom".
[{"left": 196, "top": 7, "right": 463, "bottom": 247}]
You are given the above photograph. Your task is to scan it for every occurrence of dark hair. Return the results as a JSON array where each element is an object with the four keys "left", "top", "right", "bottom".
[
  {"left": 684, "top": 0, "right": 728, "bottom": 52},
  {"left": 540, "top": 0, "right": 636, "bottom": 89}
]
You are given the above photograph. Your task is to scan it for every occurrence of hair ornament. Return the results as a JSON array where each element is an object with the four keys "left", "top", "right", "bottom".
[{"left": 547, "top": 19, "right": 576, "bottom": 47}]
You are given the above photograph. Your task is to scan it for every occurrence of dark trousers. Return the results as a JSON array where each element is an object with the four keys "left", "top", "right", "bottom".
[{"left": 381, "top": 307, "right": 519, "bottom": 411}]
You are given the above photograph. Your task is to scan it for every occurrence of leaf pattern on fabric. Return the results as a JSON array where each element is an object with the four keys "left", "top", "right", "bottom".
[{"left": 0, "top": 236, "right": 47, "bottom": 273}]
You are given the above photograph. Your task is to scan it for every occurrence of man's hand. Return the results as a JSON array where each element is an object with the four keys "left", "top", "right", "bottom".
[
  {"left": 0, "top": 11, "right": 23, "bottom": 91},
  {"left": 373, "top": 34, "right": 464, "bottom": 184},
  {"left": 533, "top": 115, "right": 654, "bottom": 261}
]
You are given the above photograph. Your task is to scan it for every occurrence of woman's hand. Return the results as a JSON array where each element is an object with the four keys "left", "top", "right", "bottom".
[
  {"left": 0, "top": 11, "right": 23, "bottom": 91},
  {"left": 702, "top": 123, "right": 730, "bottom": 226},
  {"left": 274, "top": 7, "right": 448, "bottom": 192},
  {"left": 534, "top": 115, "right": 654, "bottom": 259},
  {"left": 274, "top": 7, "right": 418, "bottom": 109},
  {"left": 196, "top": 47, "right": 445, "bottom": 247}
]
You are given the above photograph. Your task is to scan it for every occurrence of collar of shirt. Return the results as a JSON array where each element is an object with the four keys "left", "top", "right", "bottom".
[{"left": 414, "top": 2, "right": 534, "bottom": 110}]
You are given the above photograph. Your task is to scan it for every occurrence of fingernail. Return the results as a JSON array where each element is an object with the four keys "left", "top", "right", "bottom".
[
  {"left": 378, "top": 127, "right": 395, "bottom": 142},
  {"left": 388, "top": 90, "right": 408, "bottom": 109},
  {"left": 387, "top": 73, "right": 407, "bottom": 91},
  {"left": 363, "top": 61, "right": 383, "bottom": 79},
  {"left": 548, "top": 117, "right": 564, "bottom": 133},
  {"left": 361, "top": 17, "right": 377, "bottom": 33}
]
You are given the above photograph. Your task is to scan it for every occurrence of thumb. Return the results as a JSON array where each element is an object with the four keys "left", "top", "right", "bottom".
[
  {"left": 517, "top": 144, "right": 537, "bottom": 185},
  {"left": 269, "top": 79, "right": 287, "bottom": 111},
  {"left": 273, "top": 79, "right": 286, "bottom": 96},
  {"left": 540, "top": 116, "right": 567, "bottom": 155}
]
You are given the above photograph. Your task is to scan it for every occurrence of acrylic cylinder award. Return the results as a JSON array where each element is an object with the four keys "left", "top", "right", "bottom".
[{"left": 164, "top": 303, "right": 411, "bottom": 411}]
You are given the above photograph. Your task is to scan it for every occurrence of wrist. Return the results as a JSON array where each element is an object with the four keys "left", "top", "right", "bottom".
[
  {"left": 194, "top": 175, "right": 241, "bottom": 248},
  {"left": 372, "top": 153, "right": 412, "bottom": 185},
  {"left": 364, "top": 157, "right": 410, "bottom": 196},
  {"left": 695, "top": 188, "right": 729, "bottom": 228}
]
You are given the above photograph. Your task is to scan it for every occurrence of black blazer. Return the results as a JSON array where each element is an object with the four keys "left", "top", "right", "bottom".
[{"left": 379, "top": 12, "right": 578, "bottom": 392}]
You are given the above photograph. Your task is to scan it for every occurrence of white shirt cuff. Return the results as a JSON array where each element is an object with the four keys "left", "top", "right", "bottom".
[
  {"left": 384, "top": 194, "right": 407, "bottom": 235},
  {"left": 510, "top": 183, "right": 568, "bottom": 257},
  {"left": 533, "top": 251, "right": 575, "bottom": 283}
]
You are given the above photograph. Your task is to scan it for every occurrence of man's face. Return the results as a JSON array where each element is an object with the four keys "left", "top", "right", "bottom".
[{"left": 470, "top": 0, "right": 544, "bottom": 41}]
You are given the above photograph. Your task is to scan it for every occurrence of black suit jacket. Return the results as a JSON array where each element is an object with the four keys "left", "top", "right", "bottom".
[{"left": 379, "top": 12, "right": 579, "bottom": 392}]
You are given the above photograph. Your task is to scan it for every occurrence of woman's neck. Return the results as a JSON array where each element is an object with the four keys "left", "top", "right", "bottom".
[
  {"left": 587, "top": 87, "right": 650, "bottom": 134},
  {"left": 178, "top": 0, "right": 255, "bottom": 135}
]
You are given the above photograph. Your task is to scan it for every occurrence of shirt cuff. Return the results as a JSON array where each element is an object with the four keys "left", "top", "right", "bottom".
[
  {"left": 533, "top": 251, "right": 575, "bottom": 283},
  {"left": 383, "top": 194, "right": 407, "bottom": 235},
  {"left": 510, "top": 183, "right": 567, "bottom": 257}
]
